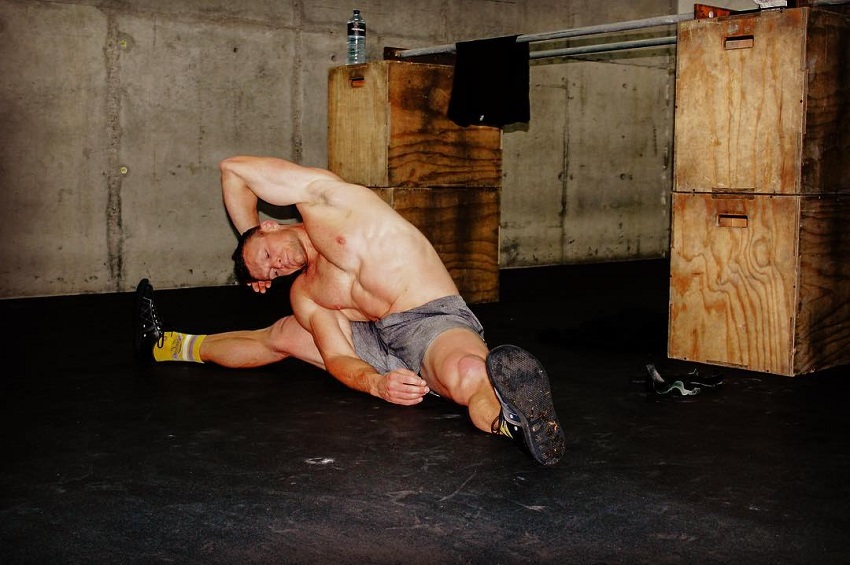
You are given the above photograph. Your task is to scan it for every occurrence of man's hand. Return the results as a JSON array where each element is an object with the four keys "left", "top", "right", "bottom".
[
  {"left": 248, "top": 280, "right": 273, "bottom": 294},
  {"left": 377, "top": 368, "right": 431, "bottom": 406}
]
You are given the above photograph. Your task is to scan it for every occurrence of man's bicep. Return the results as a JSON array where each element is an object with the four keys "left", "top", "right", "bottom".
[{"left": 221, "top": 156, "right": 339, "bottom": 207}]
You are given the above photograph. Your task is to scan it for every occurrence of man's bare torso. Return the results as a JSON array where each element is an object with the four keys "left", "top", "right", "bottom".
[{"left": 291, "top": 179, "right": 459, "bottom": 322}]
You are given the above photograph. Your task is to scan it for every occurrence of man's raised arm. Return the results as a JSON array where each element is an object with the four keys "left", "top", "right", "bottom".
[{"left": 219, "top": 156, "right": 342, "bottom": 234}]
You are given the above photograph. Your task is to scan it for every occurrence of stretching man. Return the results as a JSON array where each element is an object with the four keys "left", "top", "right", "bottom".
[{"left": 135, "top": 156, "right": 565, "bottom": 465}]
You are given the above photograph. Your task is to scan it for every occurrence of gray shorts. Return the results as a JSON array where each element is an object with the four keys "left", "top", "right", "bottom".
[{"left": 350, "top": 295, "right": 485, "bottom": 375}]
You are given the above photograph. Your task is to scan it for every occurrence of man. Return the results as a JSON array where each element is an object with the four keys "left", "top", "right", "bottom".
[{"left": 135, "top": 156, "right": 565, "bottom": 465}]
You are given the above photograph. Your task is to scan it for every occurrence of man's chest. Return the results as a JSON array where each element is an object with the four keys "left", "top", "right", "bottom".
[{"left": 293, "top": 260, "right": 391, "bottom": 322}]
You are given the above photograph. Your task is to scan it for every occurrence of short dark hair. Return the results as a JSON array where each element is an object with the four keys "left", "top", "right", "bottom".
[{"left": 232, "top": 225, "right": 261, "bottom": 284}]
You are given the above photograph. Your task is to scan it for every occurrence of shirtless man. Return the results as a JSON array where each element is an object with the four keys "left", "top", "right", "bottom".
[{"left": 134, "top": 156, "right": 565, "bottom": 465}]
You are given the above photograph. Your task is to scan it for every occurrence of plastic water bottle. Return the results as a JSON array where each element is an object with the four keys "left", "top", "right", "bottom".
[{"left": 347, "top": 10, "right": 366, "bottom": 65}]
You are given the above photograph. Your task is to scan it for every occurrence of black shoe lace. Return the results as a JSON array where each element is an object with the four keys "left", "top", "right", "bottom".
[
  {"left": 142, "top": 296, "right": 165, "bottom": 348},
  {"left": 491, "top": 413, "right": 503, "bottom": 435}
]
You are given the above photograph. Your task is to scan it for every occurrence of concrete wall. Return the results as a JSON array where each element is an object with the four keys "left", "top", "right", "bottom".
[
  {"left": 0, "top": 0, "right": 689, "bottom": 298},
  {"left": 503, "top": 2, "right": 678, "bottom": 267}
]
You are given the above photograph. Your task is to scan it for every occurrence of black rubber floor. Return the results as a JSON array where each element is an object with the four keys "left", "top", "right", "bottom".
[{"left": 3, "top": 259, "right": 850, "bottom": 564}]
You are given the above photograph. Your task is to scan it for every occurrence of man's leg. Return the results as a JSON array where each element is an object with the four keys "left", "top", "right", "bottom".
[
  {"left": 420, "top": 328, "right": 565, "bottom": 466},
  {"left": 419, "top": 327, "right": 499, "bottom": 430},
  {"left": 135, "top": 278, "right": 324, "bottom": 369},
  {"left": 198, "top": 316, "right": 325, "bottom": 369}
]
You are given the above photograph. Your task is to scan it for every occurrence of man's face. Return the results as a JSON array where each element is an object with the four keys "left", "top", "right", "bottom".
[{"left": 243, "top": 225, "right": 305, "bottom": 282}]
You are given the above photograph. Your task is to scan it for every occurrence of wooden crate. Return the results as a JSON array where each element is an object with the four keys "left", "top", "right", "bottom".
[
  {"left": 667, "top": 192, "right": 850, "bottom": 375},
  {"left": 328, "top": 61, "right": 502, "bottom": 188},
  {"left": 674, "top": 8, "right": 850, "bottom": 194},
  {"left": 372, "top": 186, "right": 500, "bottom": 304}
]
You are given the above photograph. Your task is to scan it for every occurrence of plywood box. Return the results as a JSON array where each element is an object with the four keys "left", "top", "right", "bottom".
[
  {"left": 328, "top": 61, "right": 502, "bottom": 188},
  {"left": 674, "top": 8, "right": 850, "bottom": 194},
  {"left": 372, "top": 186, "right": 500, "bottom": 304},
  {"left": 667, "top": 192, "right": 850, "bottom": 376}
]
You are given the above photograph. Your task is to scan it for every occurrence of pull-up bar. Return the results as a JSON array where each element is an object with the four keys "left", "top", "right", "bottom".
[
  {"left": 530, "top": 36, "right": 678, "bottom": 60},
  {"left": 396, "top": 13, "right": 691, "bottom": 60}
]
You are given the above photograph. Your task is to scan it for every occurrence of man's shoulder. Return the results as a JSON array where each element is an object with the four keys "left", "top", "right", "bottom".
[{"left": 306, "top": 176, "right": 389, "bottom": 210}]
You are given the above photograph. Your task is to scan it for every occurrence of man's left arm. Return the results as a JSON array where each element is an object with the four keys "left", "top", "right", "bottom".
[{"left": 298, "top": 303, "right": 430, "bottom": 406}]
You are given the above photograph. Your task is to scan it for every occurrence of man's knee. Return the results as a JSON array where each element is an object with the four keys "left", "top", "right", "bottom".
[
  {"left": 439, "top": 352, "right": 489, "bottom": 403},
  {"left": 267, "top": 315, "right": 324, "bottom": 367},
  {"left": 456, "top": 353, "right": 486, "bottom": 380},
  {"left": 266, "top": 316, "right": 299, "bottom": 356}
]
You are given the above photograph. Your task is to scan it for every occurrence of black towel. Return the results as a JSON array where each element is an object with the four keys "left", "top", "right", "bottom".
[{"left": 448, "top": 35, "right": 530, "bottom": 128}]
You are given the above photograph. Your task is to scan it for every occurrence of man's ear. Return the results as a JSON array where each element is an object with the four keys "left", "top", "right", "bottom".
[{"left": 259, "top": 219, "right": 279, "bottom": 232}]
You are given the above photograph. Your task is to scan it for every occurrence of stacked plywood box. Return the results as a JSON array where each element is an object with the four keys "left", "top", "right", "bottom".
[
  {"left": 328, "top": 61, "right": 502, "bottom": 303},
  {"left": 668, "top": 7, "right": 850, "bottom": 375}
]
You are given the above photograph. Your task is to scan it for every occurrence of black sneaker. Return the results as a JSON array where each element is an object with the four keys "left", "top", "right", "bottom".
[
  {"left": 134, "top": 278, "right": 163, "bottom": 363},
  {"left": 486, "top": 345, "right": 565, "bottom": 466}
]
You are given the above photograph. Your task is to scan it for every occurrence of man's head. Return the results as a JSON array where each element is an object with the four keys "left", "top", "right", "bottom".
[
  {"left": 232, "top": 220, "right": 306, "bottom": 285},
  {"left": 232, "top": 225, "right": 262, "bottom": 284}
]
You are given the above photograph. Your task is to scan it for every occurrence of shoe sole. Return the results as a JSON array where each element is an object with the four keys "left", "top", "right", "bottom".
[{"left": 486, "top": 345, "right": 566, "bottom": 466}]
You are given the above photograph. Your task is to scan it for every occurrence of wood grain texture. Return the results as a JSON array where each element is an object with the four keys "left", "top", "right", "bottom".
[
  {"left": 668, "top": 193, "right": 850, "bottom": 375},
  {"left": 328, "top": 63, "right": 389, "bottom": 188},
  {"left": 800, "top": 9, "right": 850, "bottom": 192},
  {"left": 674, "top": 8, "right": 850, "bottom": 194},
  {"left": 385, "top": 63, "right": 502, "bottom": 188},
  {"left": 793, "top": 196, "right": 850, "bottom": 373},
  {"left": 328, "top": 61, "right": 501, "bottom": 188},
  {"left": 668, "top": 193, "right": 799, "bottom": 374}
]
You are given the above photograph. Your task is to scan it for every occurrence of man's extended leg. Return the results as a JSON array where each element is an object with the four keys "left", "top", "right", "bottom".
[
  {"left": 197, "top": 317, "right": 324, "bottom": 369},
  {"left": 134, "top": 278, "right": 324, "bottom": 369}
]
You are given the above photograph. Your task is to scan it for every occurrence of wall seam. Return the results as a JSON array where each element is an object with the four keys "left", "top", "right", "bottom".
[
  {"left": 103, "top": 10, "right": 124, "bottom": 291},
  {"left": 289, "top": 0, "right": 304, "bottom": 162},
  {"left": 559, "top": 3, "right": 575, "bottom": 264}
]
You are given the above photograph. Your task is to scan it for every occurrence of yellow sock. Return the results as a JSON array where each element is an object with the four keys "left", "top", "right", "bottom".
[{"left": 153, "top": 332, "right": 206, "bottom": 363}]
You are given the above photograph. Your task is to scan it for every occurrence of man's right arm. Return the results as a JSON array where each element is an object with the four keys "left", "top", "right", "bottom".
[{"left": 219, "top": 156, "right": 342, "bottom": 234}]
